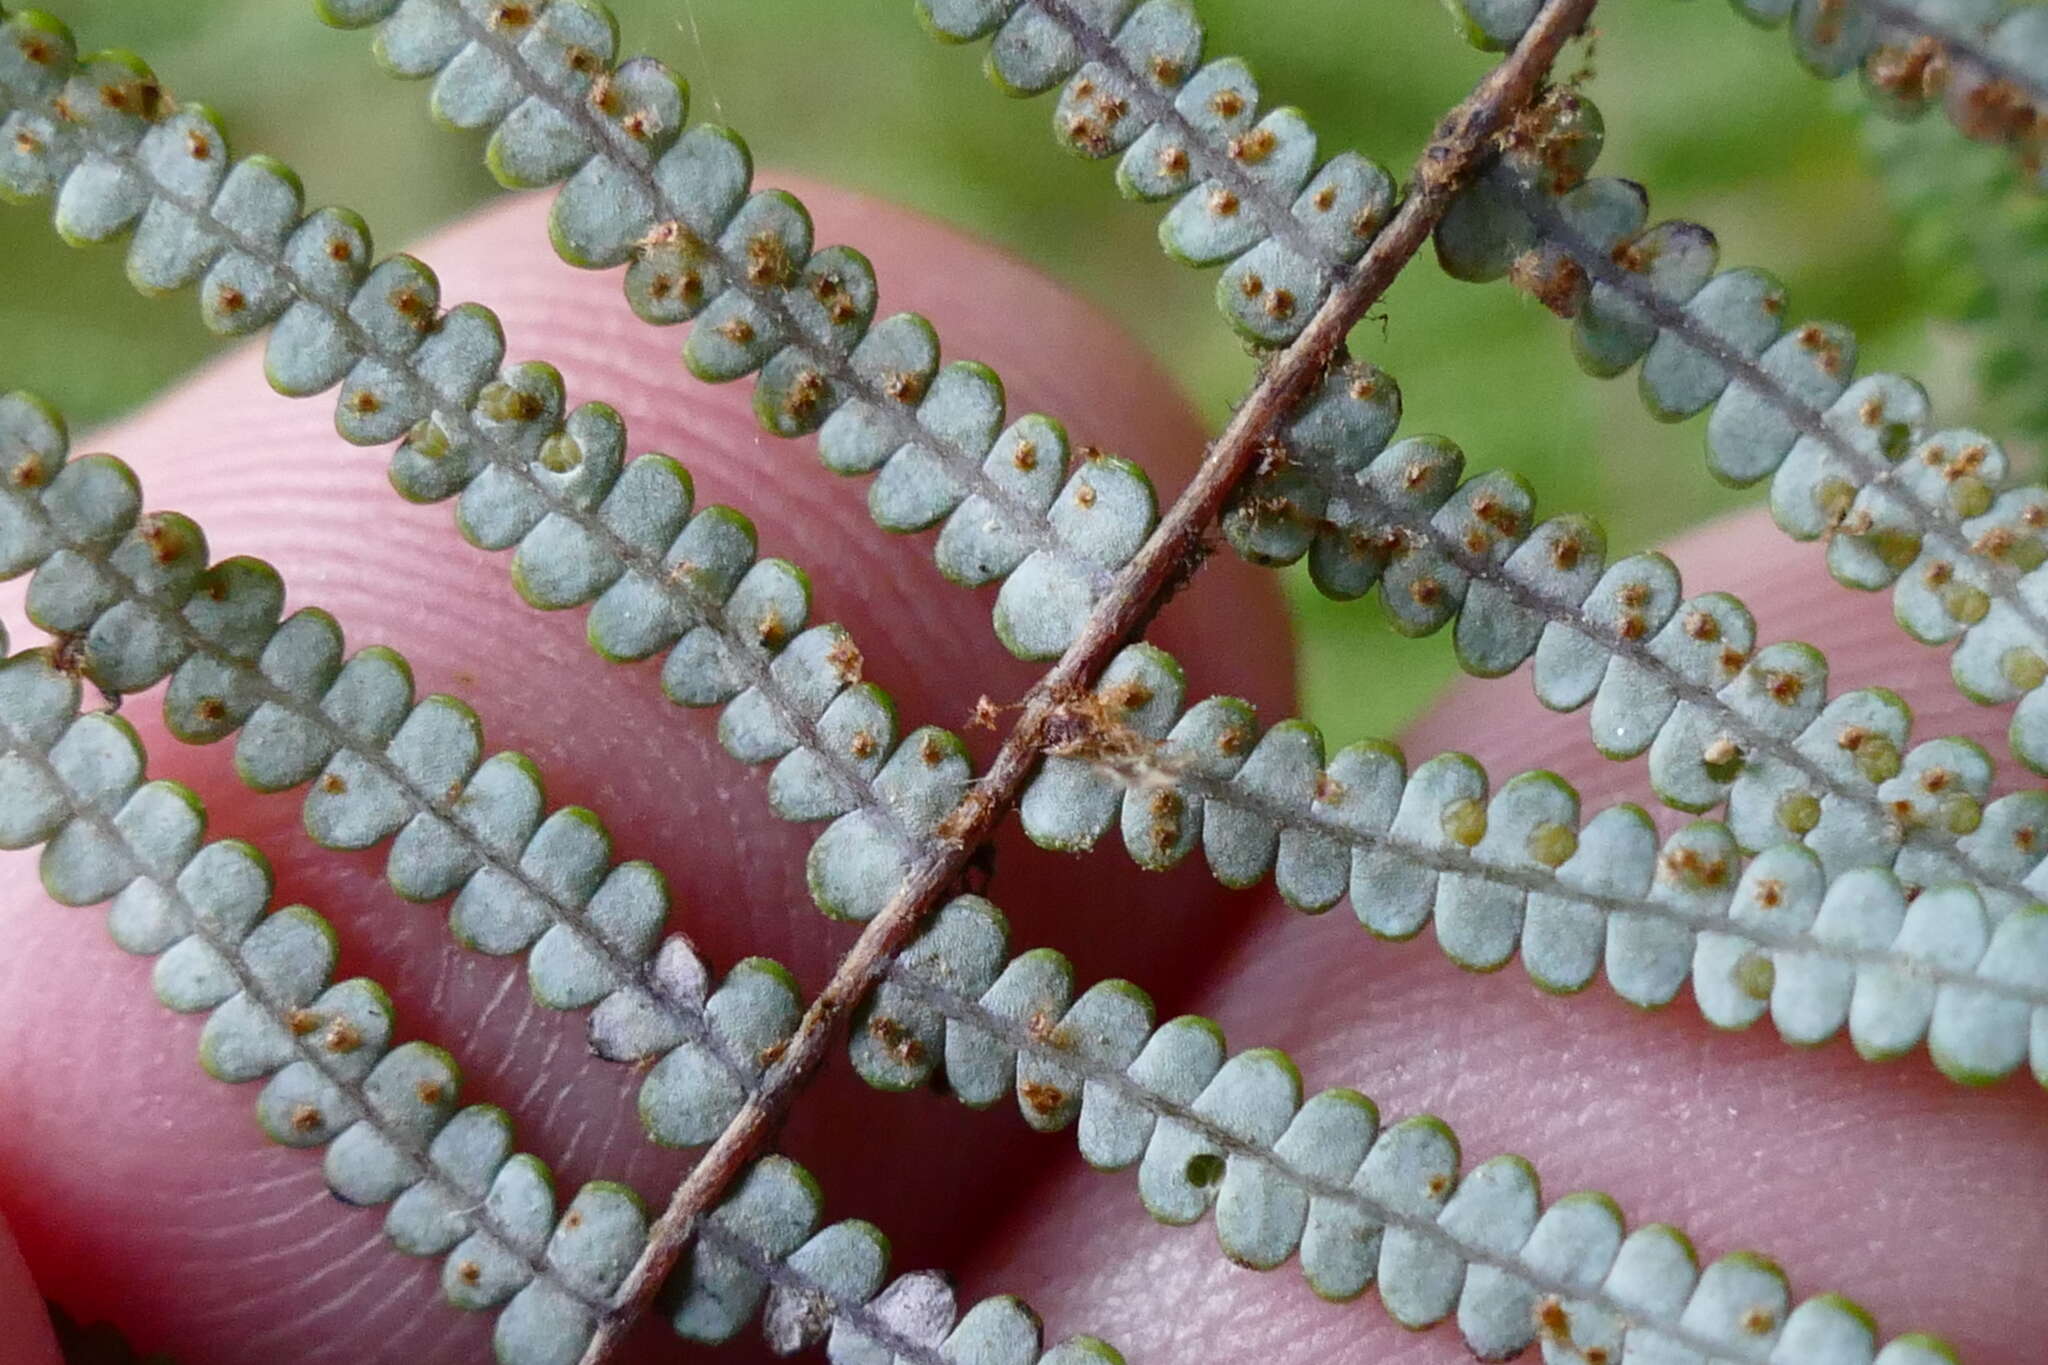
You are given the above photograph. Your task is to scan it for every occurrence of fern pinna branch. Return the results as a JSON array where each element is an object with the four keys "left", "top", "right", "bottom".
[
  {"left": 0, "top": 389, "right": 1126, "bottom": 1365},
  {"left": 0, "top": 658, "right": 1119, "bottom": 1365},
  {"left": 1427, "top": 83, "right": 2048, "bottom": 775},
  {"left": 1018, "top": 641, "right": 2048, "bottom": 1087},
  {"left": 1221, "top": 363, "right": 2048, "bottom": 912},
  {"left": 24, "top": 0, "right": 2007, "bottom": 1358},
  {"left": 318, "top": 0, "right": 1161, "bottom": 664},
  {"left": 0, "top": 2, "right": 2015, "bottom": 1358},
  {"left": 846, "top": 894, "right": 1966, "bottom": 1365}
]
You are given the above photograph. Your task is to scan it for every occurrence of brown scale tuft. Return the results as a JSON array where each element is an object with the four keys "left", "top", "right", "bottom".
[
  {"left": 324, "top": 1019, "right": 362, "bottom": 1054},
  {"left": 1228, "top": 126, "right": 1275, "bottom": 163},
  {"left": 745, "top": 229, "right": 794, "bottom": 287},
  {"left": 868, "top": 1015, "right": 926, "bottom": 1066},
  {"left": 883, "top": 370, "right": 926, "bottom": 404},
  {"left": 1019, "top": 1080, "right": 1066, "bottom": 1117},
  {"left": 1508, "top": 248, "right": 1587, "bottom": 319},
  {"left": 827, "top": 635, "right": 864, "bottom": 685},
  {"left": 782, "top": 369, "right": 827, "bottom": 423}
]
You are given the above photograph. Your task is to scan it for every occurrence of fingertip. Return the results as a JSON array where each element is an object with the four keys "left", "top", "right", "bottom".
[{"left": 0, "top": 1212, "right": 60, "bottom": 1365}]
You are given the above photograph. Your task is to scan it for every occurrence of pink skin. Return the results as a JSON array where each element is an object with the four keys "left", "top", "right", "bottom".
[{"left": 0, "top": 184, "right": 2039, "bottom": 1364}]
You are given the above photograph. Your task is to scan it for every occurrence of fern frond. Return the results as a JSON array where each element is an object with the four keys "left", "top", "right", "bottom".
[
  {"left": 0, "top": 639, "right": 637, "bottom": 1357},
  {"left": 895, "top": 0, "right": 2048, "bottom": 922},
  {"left": 0, "top": 384, "right": 1153, "bottom": 1357},
  {"left": 0, "top": 637, "right": 1114, "bottom": 1365},
  {"left": 294, "top": 0, "right": 1170, "bottom": 660},
  {"left": 901, "top": 0, "right": 2048, "bottom": 780},
  {"left": 0, "top": 389, "right": 816, "bottom": 1106},
  {"left": 1427, "top": 87, "right": 2048, "bottom": 773},
  {"left": 852, "top": 894, "right": 1964, "bottom": 1365},
  {"left": 1014, "top": 641, "right": 2048, "bottom": 1086},
  {"left": 0, "top": 0, "right": 988, "bottom": 925},
  {"left": 1863, "top": 101, "right": 2048, "bottom": 445},
  {"left": 1220, "top": 362, "right": 2048, "bottom": 906}
]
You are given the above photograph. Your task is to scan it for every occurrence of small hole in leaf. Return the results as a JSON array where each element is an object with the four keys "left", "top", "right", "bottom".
[{"left": 1184, "top": 1152, "right": 1225, "bottom": 1187}]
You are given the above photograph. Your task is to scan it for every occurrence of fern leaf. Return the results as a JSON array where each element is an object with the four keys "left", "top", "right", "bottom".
[
  {"left": 903, "top": 0, "right": 2048, "bottom": 782},
  {"left": 1016, "top": 640, "right": 2048, "bottom": 1086},
  {"left": 1427, "top": 86, "right": 2048, "bottom": 774},
  {"left": 0, "top": 0, "right": 989, "bottom": 923},
  {"left": 1218, "top": 361, "right": 2043, "bottom": 912},
  {"left": 293, "top": 0, "right": 1169, "bottom": 659},
  {"left": 912, "top": 0, "right": 1405, "bottom": 344},
  {"left": 0, "top": 633, "right": 1113, "bottom": 1364},
  {"left": 897, "top": 0, "right": 2048, "bottom": 915},
  {"left": 857, "top": 894, "right": 1965, "bottom": 1364}
]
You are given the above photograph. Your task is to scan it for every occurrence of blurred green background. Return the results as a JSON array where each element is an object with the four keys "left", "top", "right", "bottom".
[{"left": 0, "top": 0, "right": 1994, "bottom": 742}]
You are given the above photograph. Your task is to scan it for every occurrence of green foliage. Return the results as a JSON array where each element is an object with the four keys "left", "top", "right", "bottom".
[{"left": 1864, "top": 101, "right": 2048, "bottom": 444}]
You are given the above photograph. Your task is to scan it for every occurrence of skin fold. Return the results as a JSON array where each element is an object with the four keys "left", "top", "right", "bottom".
[{"left": 0, "top": 185, "right": 2040, "bottom": 1365}]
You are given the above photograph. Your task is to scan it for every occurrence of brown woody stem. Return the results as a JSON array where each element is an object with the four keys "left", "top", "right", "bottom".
[{"left": 578, "top": 0, "right": 1599, "bottom": 1356}]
